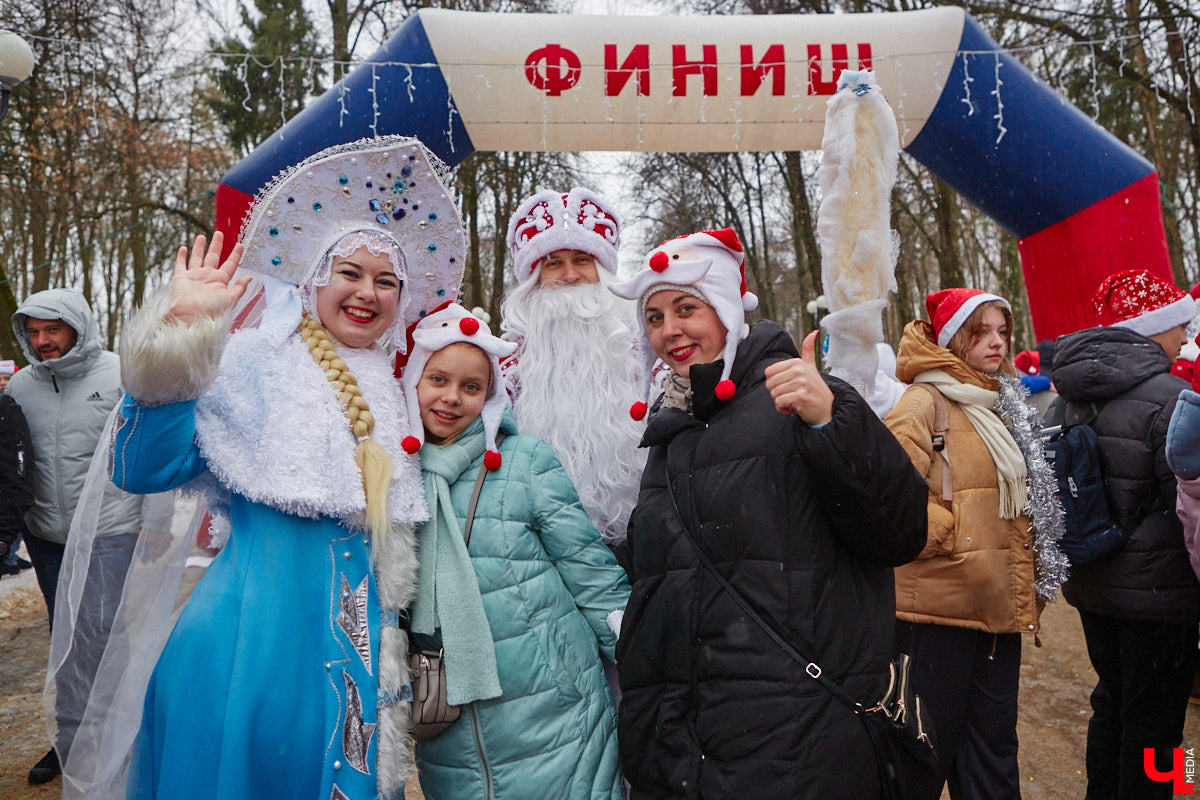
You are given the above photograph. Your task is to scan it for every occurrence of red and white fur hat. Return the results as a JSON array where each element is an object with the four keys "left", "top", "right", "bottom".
[
  {"left": 400, "top": 303, "right": 517, "bottom": 470},
  {"left": 609, "top": 228, "right": 758, "bottom": 420},
  {"left": 505, "top": 187, "right": 620, "bottom": 286}
]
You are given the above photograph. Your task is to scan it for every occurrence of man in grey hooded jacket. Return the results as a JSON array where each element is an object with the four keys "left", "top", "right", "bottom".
[{"left": 7, "top": 288, "right": 172, "bottom": 785}]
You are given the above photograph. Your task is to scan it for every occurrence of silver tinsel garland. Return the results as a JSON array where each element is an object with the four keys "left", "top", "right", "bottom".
[{"left": 993, "top": 374, "right": 1071, "bottom": 602}]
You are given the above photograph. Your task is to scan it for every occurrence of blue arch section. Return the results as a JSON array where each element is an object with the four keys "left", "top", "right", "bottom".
[
  {"left": 220, "top": 13, "right": 474, "bottom": 198},
  {"left": 905, "top": 14, "right": 1154, "bottom": 240}
]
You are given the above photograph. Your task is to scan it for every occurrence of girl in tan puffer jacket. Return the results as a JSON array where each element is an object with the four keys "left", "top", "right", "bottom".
[{"left": 884, "top": 288, "right": 1067, "bottom": 800}]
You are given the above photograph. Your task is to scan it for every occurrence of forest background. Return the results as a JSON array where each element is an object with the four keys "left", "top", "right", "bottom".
[{"left": 1, "top": 0, "right": 1198, "bottom": 362}]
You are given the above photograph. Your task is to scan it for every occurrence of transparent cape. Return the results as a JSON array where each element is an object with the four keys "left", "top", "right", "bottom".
[
  {"left": 49, "top": 134, "right": 467, "bottom": 800},
  {"left": 49, "top": 403, "right": 213, "bottom": 800}
]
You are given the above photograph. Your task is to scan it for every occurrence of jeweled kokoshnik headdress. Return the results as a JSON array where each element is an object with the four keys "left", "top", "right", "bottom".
[{"left": 237, "top": 135, "right": 468, "bottom": 351}]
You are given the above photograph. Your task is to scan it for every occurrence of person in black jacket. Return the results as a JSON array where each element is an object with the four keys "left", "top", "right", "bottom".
[
  {"left": 0, "top": 390, "right": 35, "bottom": 563},
  {"left": 609, "top": 229, "right": 927, "bottom": 799},
  {"left": 1046, "top": 268, "right": 1200, "bottom": 800}
]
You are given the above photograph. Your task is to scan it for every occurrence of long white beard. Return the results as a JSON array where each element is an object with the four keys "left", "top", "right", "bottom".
[{"left": 502, "top": 281, "right": 646, "bottom": 544}]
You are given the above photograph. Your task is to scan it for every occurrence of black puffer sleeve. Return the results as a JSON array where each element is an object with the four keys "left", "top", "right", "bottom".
[{"left": 794, "top": 376, "right": 927, "bottom": 566}]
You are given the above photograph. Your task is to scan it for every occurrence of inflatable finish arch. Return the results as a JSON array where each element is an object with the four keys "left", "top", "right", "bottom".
[{"left": 216, "top": 7, "right": 1169, "bottom": 340}]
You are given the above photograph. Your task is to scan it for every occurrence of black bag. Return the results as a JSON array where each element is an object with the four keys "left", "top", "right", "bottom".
[
  {"left": 1041, "top": 414, "right": 1126, "bottom": 566},
  {"left": 859, "top": 654, "right": 941, "bottom": 799},
  {"left": 663, "top": 463, "right": 938, "bottom": 799}
]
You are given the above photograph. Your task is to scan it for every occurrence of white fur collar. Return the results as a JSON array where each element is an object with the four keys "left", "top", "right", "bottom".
[{"left": 193, "top": 328, "right": 427, "bottom": 529}]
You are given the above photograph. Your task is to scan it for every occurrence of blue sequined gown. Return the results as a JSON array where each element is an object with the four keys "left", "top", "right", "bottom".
[{"left": 114, "top": 397, "right": 381, "bottom": 800}]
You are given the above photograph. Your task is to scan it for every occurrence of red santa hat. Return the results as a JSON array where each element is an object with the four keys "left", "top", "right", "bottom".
[
  {"left": 1013, "top": 350, "right": 1040, "bottom": 377},
  {"left": 1093, "top": 269, "right": 1195, "bottom": 336},
  {"left": 925, "top": 288, "right": 1011, "bottom": 348},
  {"left": 505, "top": 187, "right": 620, "bottom": 286},
  {"left": 1173, "top": 332, "right": 1200, "bottom": 384},
  {"left": 609, "top": 228, "right": 758, "bottom": 419},
  {"left": 399, "top": 303, "right": 517, "bottom": 470}
]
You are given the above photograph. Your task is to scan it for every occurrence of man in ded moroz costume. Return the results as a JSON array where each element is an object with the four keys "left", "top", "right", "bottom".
[
  {"left": 501, "top": 188, "right": 645, "bottom": 545},
  {"left": 58, "top": 136, "right": 466, "bottom": 800}
]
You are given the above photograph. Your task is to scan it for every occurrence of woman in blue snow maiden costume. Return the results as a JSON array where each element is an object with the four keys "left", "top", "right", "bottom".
[{"left": 106, "top": 136, "right": 466, "bottom": 799}]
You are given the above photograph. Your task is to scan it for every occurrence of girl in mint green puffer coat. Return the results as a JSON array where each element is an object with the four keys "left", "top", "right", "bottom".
[{"left": 399, "top": 304, "right": 629, "bottom": 800}]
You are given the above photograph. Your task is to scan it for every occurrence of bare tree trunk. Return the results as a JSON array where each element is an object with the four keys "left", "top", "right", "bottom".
[
  {"left": 779, "top": 150, "right": 820, "bottom": 338},
  {"left": 327, "top": 0, "right": 351, "bottom": 83},
  {"left": 933, "top": 177, "right": 964, "bottom": 290},
  {"left": 1149, "top": 0, "right": 1199, "bottom": 287},
  {"left": 459, "top": 155, "right": 483, "bottom": 310},
  {"left": 489, "top": 157, "right": 511, "bottom": 324}
]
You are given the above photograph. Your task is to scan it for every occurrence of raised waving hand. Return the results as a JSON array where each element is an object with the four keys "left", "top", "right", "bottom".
[{"left": 169, "top": 231, "right": 250, "bottom": 323}]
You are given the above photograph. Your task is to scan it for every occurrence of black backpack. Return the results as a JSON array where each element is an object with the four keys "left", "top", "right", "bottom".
[{"left": 1041, "top": 407, "right": 1126, "bottom": 566}]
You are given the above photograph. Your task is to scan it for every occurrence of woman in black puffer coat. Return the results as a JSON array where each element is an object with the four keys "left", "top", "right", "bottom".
[{"left": 609, "top": 229, "right": 928, "bottom": 799}]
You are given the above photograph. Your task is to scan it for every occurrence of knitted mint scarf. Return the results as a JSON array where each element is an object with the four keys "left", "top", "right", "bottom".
[{"left": 409, "top": 422, "right": 501, "bottom": 706}]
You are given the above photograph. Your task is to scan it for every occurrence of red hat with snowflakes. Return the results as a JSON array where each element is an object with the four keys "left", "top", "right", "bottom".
[
  {"left": 1093, "top": 269, "right": 1195, "bottom": 336},
  {"left": 609, "top": 228, "right": 758, "bottom": 420},
  {"left": 505, "top": 187, "right": 620, "bottom": 286},
  {"left": 925, "top": 288, "right": 1011, "bottom": 348},
  {"left": 399, "top": 303, "right": 517, "bottom": 470},
  {"left": 1013, "top": 350, "right": 1040, "bottom": 377}
]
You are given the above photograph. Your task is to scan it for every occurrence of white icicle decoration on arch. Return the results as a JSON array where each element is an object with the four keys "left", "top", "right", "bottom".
[{"left": 815, "top": 68, "right": 901, "bottom": 398}]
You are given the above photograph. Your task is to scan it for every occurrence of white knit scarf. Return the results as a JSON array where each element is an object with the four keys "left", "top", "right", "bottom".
[{"left": 914, "top": 368, "right": 1028, "bottom": 519}]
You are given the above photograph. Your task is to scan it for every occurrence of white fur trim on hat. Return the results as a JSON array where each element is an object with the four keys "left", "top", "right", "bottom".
[
  {"left": 400, "top": 304, "right": 517, "bottom": 466},
  {"left": 1111, "top": 294, "right": 1196, "bottom": 338},
  {"left": 506, "top": 187, "right": 620, "bottom": 287},
  {"left": 936, "top": 292, "right": 1010, "bottom": 348},
  {"left": 610, "top": 228, "right": 757, "bottom": 412}
]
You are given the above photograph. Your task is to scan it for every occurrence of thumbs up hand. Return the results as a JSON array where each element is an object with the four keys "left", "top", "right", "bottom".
[{"left": 764, "top": 331, "right": 835, "bottom": 425}]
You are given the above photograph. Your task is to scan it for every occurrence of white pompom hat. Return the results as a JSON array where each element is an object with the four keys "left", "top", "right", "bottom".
[
  {"left": 400, "top": 303, "right": 517, "bottom": 470},
  {"left": 609, "top": 228, "right": 758, "bottom": 419}
]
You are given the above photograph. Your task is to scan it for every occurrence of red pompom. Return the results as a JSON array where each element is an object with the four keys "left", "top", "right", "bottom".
[
  {"left": 459, "top": 316, "right": 480, "bottom": 335},
  {"left": 630, "top": 401, "right": 648, "bottom": 421},
  {"left": 649, "top": 251, "right": 669, "bottom": 272},
  {"left": 483, "top": 450, "right": 502, "bottom": 471},
  {"left": 715, "top": 380, "right": 735, "bottom": 401},
  {"left": 401, "top": 435, "right": 422, "bottom": 454}
]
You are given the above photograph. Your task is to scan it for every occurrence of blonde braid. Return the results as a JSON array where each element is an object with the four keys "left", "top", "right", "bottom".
[{"left": 299, "top": 313, "right": 393, "bottom": 541}]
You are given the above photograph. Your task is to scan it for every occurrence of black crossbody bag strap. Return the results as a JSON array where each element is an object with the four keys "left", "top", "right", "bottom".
[{"left": 662, "top": 460, "right": 864, "bottom": 716}]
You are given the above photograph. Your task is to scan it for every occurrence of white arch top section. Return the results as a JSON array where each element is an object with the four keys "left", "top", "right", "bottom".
[{"left": 421, "top": 6, "right": 963, "bottom": 152}]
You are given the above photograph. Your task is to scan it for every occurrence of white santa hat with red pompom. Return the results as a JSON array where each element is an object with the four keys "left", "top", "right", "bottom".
[
  {"left": 400, "top": 303, "right": 517, "bottom": 470},
  {"left": 505, "top": 187, "right": 620, "bottom": 286},
  {"left": 925, "top": 287, "right": 1011, "bottom": 349},
  {"left": 609, "top": 228, "right": 758, "bottom": 420}
]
